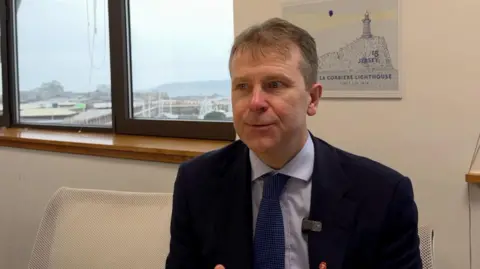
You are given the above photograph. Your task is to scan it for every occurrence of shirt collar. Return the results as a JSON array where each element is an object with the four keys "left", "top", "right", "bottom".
[{"left": 249, "top": 134, "right": 315, "bottom": 182}]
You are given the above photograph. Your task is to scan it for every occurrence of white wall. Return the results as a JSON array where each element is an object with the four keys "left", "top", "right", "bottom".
[
  {"left": 0, "top": 148, "right": 178, "bottom": 269},
  {"left": 0, "top": 0, "right": 480, "bottom": 268}
]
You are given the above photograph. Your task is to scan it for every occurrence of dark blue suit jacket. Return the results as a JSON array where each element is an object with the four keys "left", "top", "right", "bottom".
[{"left": 166, "top": 135, "right": 422, "bottom": 269}]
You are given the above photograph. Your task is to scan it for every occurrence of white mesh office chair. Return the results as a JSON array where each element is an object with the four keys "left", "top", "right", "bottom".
[
  {"left": 28, "top": 187, "right": 173, "bottom": 269},
  {"left": 29, "top": 187, "right": 434, "bottom": 269},
  {"left": 418, "top": 225, "right": 435, "bottom": 269}
]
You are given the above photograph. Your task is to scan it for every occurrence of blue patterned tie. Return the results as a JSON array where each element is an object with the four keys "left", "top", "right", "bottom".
[{"left": 253, "top": 173, "right": 289, "bottom": 269}]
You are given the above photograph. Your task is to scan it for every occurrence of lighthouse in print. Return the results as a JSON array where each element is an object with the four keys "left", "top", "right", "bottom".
[{"left": 361, "top": 11, "right": 373, "bottom": 38}]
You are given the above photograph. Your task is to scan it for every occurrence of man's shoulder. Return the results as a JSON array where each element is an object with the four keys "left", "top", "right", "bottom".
[
  {"left": 174, "top": 139, "right": 248, "bottom": 200},
  {"left": 177, "top": 139, "right": 247, "bottom": 181},
  {"left": 340, "top": 147, "right": 406, "bottom": 185},
  {"left": 314, "top": 136, "right": 409, "bottom": 191},
  {"left": 182, "top": 139, "right": 246, "bottom": 169},
  {"left": 314, "top": 137, "right": 416, "bottom": 224}
]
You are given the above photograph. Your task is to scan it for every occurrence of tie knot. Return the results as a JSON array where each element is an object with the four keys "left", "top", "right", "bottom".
[{"left": 262, "top": 173, "right": 289, "bottom": 200}]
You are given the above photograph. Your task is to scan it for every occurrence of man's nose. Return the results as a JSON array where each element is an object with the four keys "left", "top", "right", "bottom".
[{"left": 249, "top": 87, "right": 268, "bottom": 112}]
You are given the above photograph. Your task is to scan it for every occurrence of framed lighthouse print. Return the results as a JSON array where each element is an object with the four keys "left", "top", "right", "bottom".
[{"left": 281, "top": 0, "right": 401, "bottom": 99}]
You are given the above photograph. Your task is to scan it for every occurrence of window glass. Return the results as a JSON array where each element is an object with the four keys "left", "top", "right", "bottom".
[
  {"left": 16, "top": 0, "right": 111, "bottom": 126},
  {"left": 129, "top": 0, "right": 234, "bottom": 122}
]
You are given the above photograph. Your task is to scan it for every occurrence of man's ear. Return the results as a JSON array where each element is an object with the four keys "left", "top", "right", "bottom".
[{"left": 307, "top": 83, "right": 322, "bottom": 116}]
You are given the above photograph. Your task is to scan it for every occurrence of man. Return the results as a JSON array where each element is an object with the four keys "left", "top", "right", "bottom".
[{"left": 166, "top": 18, "right": 421, "bottom": 269}]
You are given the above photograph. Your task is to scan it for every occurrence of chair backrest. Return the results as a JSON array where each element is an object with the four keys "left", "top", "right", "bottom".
[
  {"left": 418, "top": 225, "right": 434, "bottom": 269},
  {"left": 29, "top": 187, "right": 434, "bottom": 269},
  {"left": 28, "top": 187, "right": 173, "bottom": 269}
]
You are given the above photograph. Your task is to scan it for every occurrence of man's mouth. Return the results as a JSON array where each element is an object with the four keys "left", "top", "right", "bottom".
[{"left": 248, "top": 123, "right": 274, "bottom": 129}]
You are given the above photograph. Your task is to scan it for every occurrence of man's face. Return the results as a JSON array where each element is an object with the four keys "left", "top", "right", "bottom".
[{"left": 230, "top": 45, "right": 321, "bottom": 155}]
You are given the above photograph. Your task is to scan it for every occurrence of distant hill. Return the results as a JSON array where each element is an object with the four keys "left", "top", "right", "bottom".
[
  {"left": 170, "top": 93, "right": 225, "bottom": 100},
  {"left": 150, "top": 79, "right": 231, "bottom": 97}
]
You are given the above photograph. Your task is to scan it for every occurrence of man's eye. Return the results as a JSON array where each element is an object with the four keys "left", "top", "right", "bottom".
[
  {"left": 266, "top": 81, "right": 284, "bottom": 89},
  {"left": 235, "top": 83, "right": 248, "bottom": 90}
]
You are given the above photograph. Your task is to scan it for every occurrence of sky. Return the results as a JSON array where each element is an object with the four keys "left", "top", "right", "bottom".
[{"left": 15, "top": 0, "right": 234, "bottom": 93}]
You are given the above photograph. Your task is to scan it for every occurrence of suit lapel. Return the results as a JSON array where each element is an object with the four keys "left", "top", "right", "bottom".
[
  {"left": 214, "top": 143, "right": 253, "bottom": 269},
  {"left": 308, "top": 135, "right": 357, "bottom": 269}
]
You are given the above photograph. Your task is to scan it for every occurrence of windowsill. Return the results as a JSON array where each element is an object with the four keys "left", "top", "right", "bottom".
[
  {"left": 0, "top": 127, "right": 231, "bottom": 164},
  {"left": 466, "top": 172, "right": 480, "bottom": 183}
]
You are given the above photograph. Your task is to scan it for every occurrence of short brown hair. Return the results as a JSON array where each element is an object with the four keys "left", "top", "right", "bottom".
[{"left": 229, "top": 17, "right": 318, "bottom": 86}]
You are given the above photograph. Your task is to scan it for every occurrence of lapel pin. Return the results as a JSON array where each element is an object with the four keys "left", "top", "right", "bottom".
[{"left": 319, "top": 261, "right": 327, "bottom": 269}]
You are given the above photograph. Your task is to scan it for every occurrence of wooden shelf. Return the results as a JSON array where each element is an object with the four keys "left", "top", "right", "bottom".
[
  {"left": 0, "top": 127, "right": 230, "bottom": 164},
  {"left": 466, "top": 172, "right": 480, "bottom": 183}
]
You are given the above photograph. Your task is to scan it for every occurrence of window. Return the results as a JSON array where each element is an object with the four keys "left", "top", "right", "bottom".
[
  {"left": 129, "top": 0, "right": 233, "bottom": 123},
  {"left": 16, "top": 0, "right": 112, "bottom": 127},
  {"left": 110, "top": 0, "right": 235, "bottom": 140},
  {"left": 0, "top": 0, "right": 235, "bottom": 141}
]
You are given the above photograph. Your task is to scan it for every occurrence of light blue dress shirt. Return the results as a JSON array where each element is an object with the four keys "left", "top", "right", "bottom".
[{"left": 250, "top": 135, "right": 314, "bottom": 269}]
